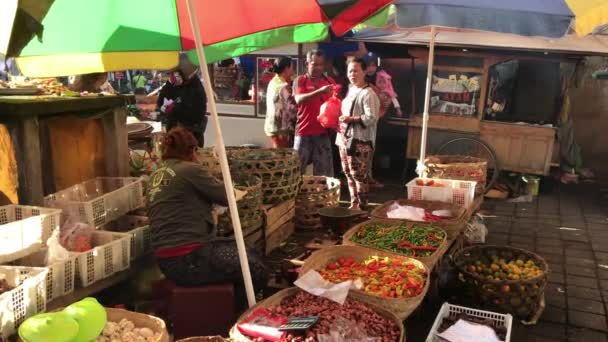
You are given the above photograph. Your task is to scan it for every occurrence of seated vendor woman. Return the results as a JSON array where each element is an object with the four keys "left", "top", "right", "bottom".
[{"left": 147, "top": 127, "right": 268, "bottom": 307}]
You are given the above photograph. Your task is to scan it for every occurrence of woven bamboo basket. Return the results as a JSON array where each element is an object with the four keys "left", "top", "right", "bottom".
[
  {"left": 295, "top": 176, "right": 341, "bottom": 229},
  {"left": 425, "top": 155, "right": 488, "bottom": 195},
  {"left": 453, "top": 245, "right": 549, "bottom": 323},
  {"left": 176, "top": 337, "right": 229, "bottom": 342},
  {"left": 197, "top": 146, "right": 258, "bottom": 176},
  {"left": 229, "top": 288, "right": 405, "bottom": 342},
  {"left": 343, "top": 219, "right": 448, "bottom": 269},
  {"left": 231, "top": 149, "right": 301, "bottom": 204},
  {"left": 299, "top": 245, "right": 429, "bottom": 320},
  {"left": 48, "top": 307, "right": 169, "bottom": 342},
  {"left": 370, "top": 199, "right": 467, "bottom": 239},
  {"left": 217, "top": 175, "right": 263, "bottom": 234}
]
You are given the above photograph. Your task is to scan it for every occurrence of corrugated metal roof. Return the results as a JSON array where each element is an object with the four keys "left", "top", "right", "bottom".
[{"left": 350, "top": 27, "right": 608, "bottom": 56}]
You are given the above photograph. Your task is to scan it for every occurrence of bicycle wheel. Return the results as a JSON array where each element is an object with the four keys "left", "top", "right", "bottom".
[{"left": 434, "top": 137, "right": 500, "bottom": 193}]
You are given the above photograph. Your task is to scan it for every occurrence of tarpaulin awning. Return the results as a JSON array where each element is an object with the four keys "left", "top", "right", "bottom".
[{"left": 393, "top": 0, "right": 574, "bottom": 38}]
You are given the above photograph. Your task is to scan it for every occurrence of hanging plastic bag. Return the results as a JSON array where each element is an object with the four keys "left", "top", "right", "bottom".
[
  {"left": 318, "top": 85, "right": 342, "bottom": 130},
  {"left": 59, "top": 217, "right": 95, "bottom": 252}
]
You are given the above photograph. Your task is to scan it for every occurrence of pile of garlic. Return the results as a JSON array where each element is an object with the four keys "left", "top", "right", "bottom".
[{"left": 95, "top": 318, "right": 162, "bottom": 342}]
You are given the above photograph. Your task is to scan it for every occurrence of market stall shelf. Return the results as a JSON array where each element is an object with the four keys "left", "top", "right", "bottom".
[
  {"left": 371, "top": 199, "right": 467, "bottom": 239},
  {"left": 300, "top": 245, "right": 430, "bottom": 320},
  {"left": 229, "top": 287, "right": 405, "bottom": 342},
  {"left": 0, "top": 95, "right": 134, "bottom": 206}
]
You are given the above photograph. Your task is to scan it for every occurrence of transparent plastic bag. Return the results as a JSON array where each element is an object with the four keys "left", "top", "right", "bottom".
[
  {"left": 47, "top": 229, "right": 72, "bottom": 265},
  {"left": 59, "top": 217, "right": 95, "bottom": 252},
  {"left": 317, "top": 317, "right": 380, "bottom": 342}
]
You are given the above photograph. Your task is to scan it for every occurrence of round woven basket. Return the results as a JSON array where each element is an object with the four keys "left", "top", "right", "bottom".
[
  {"left": 217, "top": 175, "right": 263, "bottom": 234},
  {"left": 197, "top": 146, "right": 258, "bottom": 176},
  {"left": 49, "top": 307, "right": 169, "bottom": 342},
  {"left": 228, "top": 287, "right": 405, "bottom": 342},
  {"left": 453, "top": 245, "right": 549, "bottom": 322},
  {"left": 295, "top": 176, "right": 341, "bottom": 229},
  {"left": 425, "top": 155, "right": 487, "bottom": 195},
  {"left": 370, "top": 199, "right": 467, "bottom": 239},
  {"left": 231, "top": 149, "right": 301, "bottom": 204},
  {"left": 176, "top": 337, "right": 228, "bottom": 342},
  {"left": 299, "top": 245, "right": 429, "bottom": 320},
  {"left": 342, "top": 219, "right": 449, "bottom": 270}
]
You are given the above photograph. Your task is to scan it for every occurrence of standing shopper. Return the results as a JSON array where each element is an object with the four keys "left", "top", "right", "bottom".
[
  {"left": 159, "top": 55, "right": 208, "bottom": 147},
  {"left": 264, "top": 57, "right": 297, "bottom": 148},
  {"left": 337, "top": 58, "right": 380, "bottom": 210},
  {"left": 293, "top": 50, "right": 335, "bottom": 176}
]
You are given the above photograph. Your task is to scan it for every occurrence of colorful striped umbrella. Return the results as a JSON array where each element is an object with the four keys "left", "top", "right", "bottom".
[{"left": 10, "top": 0, "right": 392, "bottom": 77}]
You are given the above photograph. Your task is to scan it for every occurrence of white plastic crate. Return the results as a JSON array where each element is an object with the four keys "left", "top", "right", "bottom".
[
  {"left": 100, "top": 215, "right": 151, "bottom": 261},
  {"left": 75, "top": 231, "right": 131, "bottom": 287},
  {"left": 0, "top": 266, "right": 48, "bottom": 338},
  {"left": 406, "top": 178, "right": 476, "bottom": 208},
  {"left": 426, "top": 302, "right": 513, "bottom": 342},
  {"left": 12, "top": 248, "right": 77, "bottom": 302},
  {"left": 44, "top": 177, "right": 145, "bottom": 227},
  {"left": 0, "top": 205, "right": 62, "bottom": 264}
]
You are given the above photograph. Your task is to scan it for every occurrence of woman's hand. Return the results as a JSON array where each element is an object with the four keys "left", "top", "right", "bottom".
[
  {"left": 339, "top": 116, "right": 355, "bottom": 124},
  {"left": 234, "top": 189, "right": 248, "bottom": 201}
]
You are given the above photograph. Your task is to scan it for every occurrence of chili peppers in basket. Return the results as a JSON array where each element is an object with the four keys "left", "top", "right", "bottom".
[
  {"left": 351, "top": 224, "right": 445, "bottom": 258},
  {"left": 319, "top": 256, "right": 427, "bottom": 298}
]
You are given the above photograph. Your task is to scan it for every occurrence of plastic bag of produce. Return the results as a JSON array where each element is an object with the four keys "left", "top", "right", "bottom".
[
  {"left": 318, "top": 86, "right": 342, "bottom": 130},
  {"left": 60, "top": 218, "right": 94, "bottom": 252},
  {"left": 318, "top": 317, "right": 380, "bottom": 342}
]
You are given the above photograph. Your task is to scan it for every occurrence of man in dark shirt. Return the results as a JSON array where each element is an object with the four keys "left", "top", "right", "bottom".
[{"left": 158, "top": 54, "right": 208, "bottom": 147}]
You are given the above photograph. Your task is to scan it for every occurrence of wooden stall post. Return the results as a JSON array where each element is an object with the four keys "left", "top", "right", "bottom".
[
  {"left": 102, "top": 107, "right": 129, "bottom": 177},
  {"left": 10, "top": 117, "right": 44, "bottom": 205}
]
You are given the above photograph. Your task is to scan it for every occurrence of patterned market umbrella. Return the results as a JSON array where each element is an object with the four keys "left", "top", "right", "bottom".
[
  {"left": 9, "top": 0, "right": 393, "bottom": 77},
  {"left": 5, "top": 0, "right": 393, "bottom": 308}
]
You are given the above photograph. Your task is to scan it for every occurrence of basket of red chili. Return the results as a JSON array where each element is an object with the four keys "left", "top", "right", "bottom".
[
  {"left": 300, "top": 245, "right": 430, "bottom": 320},
  {"left": 343, "top": 219, "right": 448, "bottom": 269}
]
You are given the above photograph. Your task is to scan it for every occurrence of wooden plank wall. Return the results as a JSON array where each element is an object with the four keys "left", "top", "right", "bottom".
[{"left": 0, "top": 124, "right": 18, "bottom": 204}]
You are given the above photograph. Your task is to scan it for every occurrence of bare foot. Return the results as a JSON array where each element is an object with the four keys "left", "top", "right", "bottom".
[{"left": 349, "top": 204, "right": 361, "bottom": 211}]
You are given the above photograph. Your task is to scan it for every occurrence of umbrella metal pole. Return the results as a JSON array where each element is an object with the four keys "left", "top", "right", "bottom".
[
  {"left": 418, "top": 26, "right": 437, "bottom": 178},
  {"left": 185, "top": 0, "right": 257, "bottom": 307}
]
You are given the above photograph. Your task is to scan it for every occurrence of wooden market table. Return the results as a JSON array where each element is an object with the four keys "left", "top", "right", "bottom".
[{"left": 0, "top": 95, "right": 134, "bottom": 205}]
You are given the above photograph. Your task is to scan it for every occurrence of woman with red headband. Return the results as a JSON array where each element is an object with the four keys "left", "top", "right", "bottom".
[{"left": 147, "top": 127, "right": 268, "bottom": 307}]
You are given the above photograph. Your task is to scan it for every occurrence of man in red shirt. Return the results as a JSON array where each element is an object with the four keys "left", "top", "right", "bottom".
[{"left": 293, "top": 50, "right": 335, "bottom": 176}]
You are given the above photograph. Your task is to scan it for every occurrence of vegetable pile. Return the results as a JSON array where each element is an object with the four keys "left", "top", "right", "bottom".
[
  {"left": 268, "top": 291, "right": 400, "bottom": 341},
  {"left": 318, "top": 256, "right": 427, "bottom": 298},
  {"left": 350, "top": 223, "right": 446, "bottom": 257},
  {"left": 465, "top": 257, "right": 544, "bottom": 282}
]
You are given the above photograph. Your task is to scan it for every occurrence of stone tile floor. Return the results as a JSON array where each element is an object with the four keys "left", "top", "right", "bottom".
[{"left": 365, "top": 180, "right": 608, "bottom": 341}]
